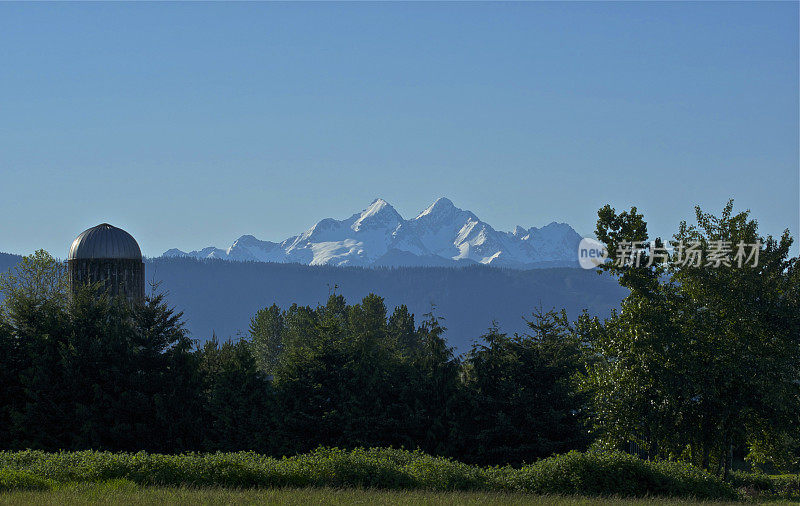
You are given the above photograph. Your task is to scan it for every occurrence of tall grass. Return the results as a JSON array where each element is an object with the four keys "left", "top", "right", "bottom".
[{"left": 0, "top": 486, "right": 742, "bottom": 506}]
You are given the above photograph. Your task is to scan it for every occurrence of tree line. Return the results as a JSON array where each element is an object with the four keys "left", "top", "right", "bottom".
[{"left": 0, "top": 202, "right": 797, "bottom": 475}]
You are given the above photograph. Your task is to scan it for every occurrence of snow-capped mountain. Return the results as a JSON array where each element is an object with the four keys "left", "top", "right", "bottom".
[{"left": 163, "top": 198, "right": 583, "bottom": 269}]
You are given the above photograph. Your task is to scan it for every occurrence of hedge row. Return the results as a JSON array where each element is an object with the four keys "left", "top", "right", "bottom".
[
  {"left": 729, "top": 470, "right": 800, "bottom": 499},
  {"left": 0, "top": 469, "right": 53, "bottom": 492},
  {"left": 0, "top": 448, "right": 736, "bottom": 499}
]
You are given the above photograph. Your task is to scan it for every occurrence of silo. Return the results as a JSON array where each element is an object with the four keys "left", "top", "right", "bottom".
[{"left": 67, "top": 223, "right": 145, "bottom": 301}]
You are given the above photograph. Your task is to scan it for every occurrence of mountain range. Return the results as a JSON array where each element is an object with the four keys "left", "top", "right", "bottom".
[{"left": 163, "top": 198, "right": 583, "bottom": 269}]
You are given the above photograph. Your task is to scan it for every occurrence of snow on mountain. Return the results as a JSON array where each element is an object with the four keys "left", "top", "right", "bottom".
[
  {"left": 279, "top": 198, "right": 420, "bottom": 266},
  {"left": 163, "top": 246, "right": 229, "bottom": 260},
  {"left": 226, "top": 236, "right": 284, "bottom": 262},
  {"left": 520, "top": 222, "right": 585, "bottom": 263},
  {"left": 163, "top": 198, "right": 583, "bottom": 269}
]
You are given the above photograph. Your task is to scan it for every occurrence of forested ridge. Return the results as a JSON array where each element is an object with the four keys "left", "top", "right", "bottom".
[{"left": 0, "top": 253, "right": 627, "bottom": 353}]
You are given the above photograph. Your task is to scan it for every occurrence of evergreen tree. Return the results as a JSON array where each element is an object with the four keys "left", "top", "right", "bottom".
[
  {"left": 61, "top": 289, "right": 204, "bottom": 452},
  {"left": 405, "top": 312, "right": 460, "bottom": 455},
  {"left": 0, "top": 320, "right": 18, "bottom": 448},
  {"left": 249, "top": 303, "right": 285, "bottom": 375},
  {"left": 388, "top": 304, "right": 417, "bottom": 353},
  {"left": 456, "top": 312, "right": 587, "bottom": 465},
  {"left": 198, "top": 337, "right": 276, "bottom": 452},
  {"left": 0, "top": 250, "right": 71, "bottom": 449},
  {"left": 274, "top": 294, "right": 411, "bottom": 452}
]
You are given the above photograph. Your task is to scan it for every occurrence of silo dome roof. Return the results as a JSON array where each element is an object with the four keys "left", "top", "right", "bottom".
[{"left": 68, "top": 223, "right": 142, "bottom": 260}]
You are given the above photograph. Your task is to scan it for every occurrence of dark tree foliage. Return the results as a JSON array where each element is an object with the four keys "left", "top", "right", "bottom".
[
  {"left": 453, "top": 310, "right": 589, "bottom": 466},
  {"left": 246, "top": 294, "right": 580, "bottom": 463},
  {"left": 402, "top": 312, "right": 461, "bottom": 456},
  {"left": 0, "top": 251, "right": 72, "bottom": 450},
  {"left": 197, "top": 337, "right": 276, "bottom": 452},
  {"left": 388, "top": 304, "right": 418, "bottom": 353},
  {"left": 249, "top": 304, "right": 284, "bottom": 375},
  {"left": 0, "top": 321, "right": 13, "bottom": 447},
  {"left": 270, "top": 294, "right": 413, "bottom": 452},
  {"left": 0, "top": 253, "right": 205, "bottom": 452},
  {"left": 24, "top": 289, "right": 205, "bottom": 452}
]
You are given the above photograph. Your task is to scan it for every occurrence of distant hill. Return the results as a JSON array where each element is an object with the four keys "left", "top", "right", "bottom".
[
  {"left": 0, "top": 252, "right": 22, "bottom": 276},
  {"left": 147, "top": 258, "right": 625, "bottom": 353},
  {"left": 163, "top": 197, "right": 585, "bottom": 270},
  {"left": 0, "top": 252, "right": 626, "bottom": 354}
]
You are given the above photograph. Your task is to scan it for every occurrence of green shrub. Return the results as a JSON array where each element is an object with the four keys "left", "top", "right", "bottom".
[
  {"left": 0, "top": 448, "right": 735, "bottom": 499},
  {"left": 772, "top": 474, "right": 800, "bottom": 498},
  {"left": 0, "top": 468, "right": 53, "bottom": 491},
  {"left": 730, "top": 470, "right": 800, "bottom": 499},
  {"left": 504, "top": 451, "right": 735, "bottom": 500},
  {"left": 729, "top": 470, "right": 774, "bottom": 492}
]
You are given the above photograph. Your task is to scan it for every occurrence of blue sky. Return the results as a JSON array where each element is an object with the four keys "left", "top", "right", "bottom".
[{"left": 1, "top": 2, "right": 797, "bottom": 257}]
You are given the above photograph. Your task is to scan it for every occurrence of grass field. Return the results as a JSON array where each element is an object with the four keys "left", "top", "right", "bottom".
[{"left": 0, "top": 485, "right": 751, "bottom": 506}]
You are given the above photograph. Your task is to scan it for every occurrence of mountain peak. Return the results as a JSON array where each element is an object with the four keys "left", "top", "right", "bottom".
[
  {"left": 534, "top": 221, "right": 578, "bottom": 234},
  {"left": 365, "top": 198, "right": 393, "bottom": 214},
  {"left": 352, "top": 198, "right": 402, "bottom": 231},
  {"left": 416, "top": 197, "right": 457, "bottom": 219}
]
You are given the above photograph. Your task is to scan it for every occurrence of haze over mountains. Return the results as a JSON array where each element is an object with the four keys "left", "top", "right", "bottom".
[{"left": 164, "top": 198, "right": 583, "bottom": 269}]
